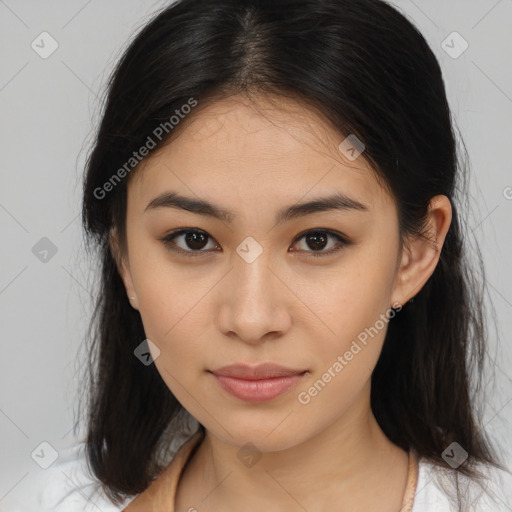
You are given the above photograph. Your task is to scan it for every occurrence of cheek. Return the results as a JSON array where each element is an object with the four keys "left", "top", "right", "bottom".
[
  {"left": 294, "top": 247, "right": 397, "bottom": 403},
  {"left": 136, "top": 275, "right": 212, "bottom": 408},
  {"left": 295, "top": 269, "right": 396, "bottom": 420},
  {"left": 137, "top": 279, "right": 212, "bottom": 356},
  {"left": 294, "top": 250, "right": 397, "bottom": 344},
  {"left": 129, "top": 237, "right": 209, "bottom": 333},
  {"left": 129, "top": 251, "right": 215, "bottom": 384}
]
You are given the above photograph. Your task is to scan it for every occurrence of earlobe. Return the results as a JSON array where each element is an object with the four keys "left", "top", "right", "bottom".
[{"left": 391, "top": 195, "right": 452, "bottom": 307}]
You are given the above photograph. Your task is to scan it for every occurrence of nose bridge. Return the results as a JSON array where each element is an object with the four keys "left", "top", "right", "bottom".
[
  {"left": 235, "top": 246, "right": 272, "bottom": 299},
  {"left": 233, "top": 243, "right": 275, "bottom": 311},
  {"left": 217, "top": 243, "right": 290, "bottom": 342}
]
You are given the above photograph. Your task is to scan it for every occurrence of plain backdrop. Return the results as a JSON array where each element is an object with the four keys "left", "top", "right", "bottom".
[{"left": 1, "top": 0, "right": 511, "bottom": 507}]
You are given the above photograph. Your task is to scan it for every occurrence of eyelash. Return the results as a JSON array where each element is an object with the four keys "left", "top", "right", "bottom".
[{"left": 158, "top": 228, "right": 351, "bottom": 258}]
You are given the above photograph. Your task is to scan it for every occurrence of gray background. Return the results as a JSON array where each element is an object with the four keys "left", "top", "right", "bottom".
[{"left": 1, "top": 0, "right": 511, "bottom": 507}]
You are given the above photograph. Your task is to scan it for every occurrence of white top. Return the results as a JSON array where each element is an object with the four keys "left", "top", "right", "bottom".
[{"left": 3, "top": 432, "right": 511, "bottom": 512}]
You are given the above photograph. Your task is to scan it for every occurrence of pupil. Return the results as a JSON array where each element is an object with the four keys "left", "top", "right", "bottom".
[{"left": 307, "top": 232, "right": 327, "bottom": 251}]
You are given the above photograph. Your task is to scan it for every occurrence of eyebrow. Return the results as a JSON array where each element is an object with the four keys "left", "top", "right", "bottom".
[{"left": 144, "top": 191, "right": 369, "bottom": 224}]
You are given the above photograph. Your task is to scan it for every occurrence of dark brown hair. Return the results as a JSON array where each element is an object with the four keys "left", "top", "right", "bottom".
[{"left": 79, "top": 0, "right": 507, "bottom": 508}]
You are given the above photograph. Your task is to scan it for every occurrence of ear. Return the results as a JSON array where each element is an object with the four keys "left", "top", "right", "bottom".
[
  {"left": 391, "top": 195, "right": 452, "bottom": 307},
  {"left": 109, "top": 227, "right": 139, "bottom": 310}
]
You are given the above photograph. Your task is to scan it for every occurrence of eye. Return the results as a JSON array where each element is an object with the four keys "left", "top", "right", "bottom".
[
  {"left": 290, "top": 229, "right": 350, "bottom": 257},
  {"left": 159, "top": 228, "right": 351, "bottom": 258},
  {"left": 159, "top": 228, "right": 220, "bottom": 257}
]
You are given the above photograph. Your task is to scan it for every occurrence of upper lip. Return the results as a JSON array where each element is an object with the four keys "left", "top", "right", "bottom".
[{"left": 210, "top": 363, "right": 307, "bottom": 380}]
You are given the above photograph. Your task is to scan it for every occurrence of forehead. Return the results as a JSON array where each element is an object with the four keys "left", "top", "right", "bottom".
[{"left": 128, "top": 94, "right": 393, "bottom": 215}]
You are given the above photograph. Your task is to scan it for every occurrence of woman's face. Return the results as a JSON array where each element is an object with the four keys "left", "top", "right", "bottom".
[{"left": 117, "top": 94, "right": 408, "bottom": 451}]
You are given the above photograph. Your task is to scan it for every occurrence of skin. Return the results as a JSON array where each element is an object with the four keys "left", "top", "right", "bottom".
[{"left": 114, "top": 93, "right": 452, "bottom": 512}]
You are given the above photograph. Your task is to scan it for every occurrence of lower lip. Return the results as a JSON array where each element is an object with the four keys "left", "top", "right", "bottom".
[{"left": 210, "top": 372, "right": 307, "bottom": 403}]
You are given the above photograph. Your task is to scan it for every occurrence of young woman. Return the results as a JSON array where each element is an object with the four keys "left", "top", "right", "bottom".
[{"left": 37, "top": 0, "right": 511, "bottom": 510}]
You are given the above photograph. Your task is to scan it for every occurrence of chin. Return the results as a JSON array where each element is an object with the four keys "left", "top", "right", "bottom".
[{"left": 206, "top": 418, "right": 308, "bottom": 453}]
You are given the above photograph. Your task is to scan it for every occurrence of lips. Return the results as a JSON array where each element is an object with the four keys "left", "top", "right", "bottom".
[{"left": 208, "top": 363, "right": 308, "bottom": 402}]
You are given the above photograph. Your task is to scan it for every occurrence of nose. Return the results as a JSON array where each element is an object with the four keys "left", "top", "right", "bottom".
[{"left": 216, "top": 250, "right": 292, "bottom": 345}]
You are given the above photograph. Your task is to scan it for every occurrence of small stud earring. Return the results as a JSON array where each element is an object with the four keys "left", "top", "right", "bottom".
[{"left": 130, "top": 296, "right": 136, "bottom": 300}]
